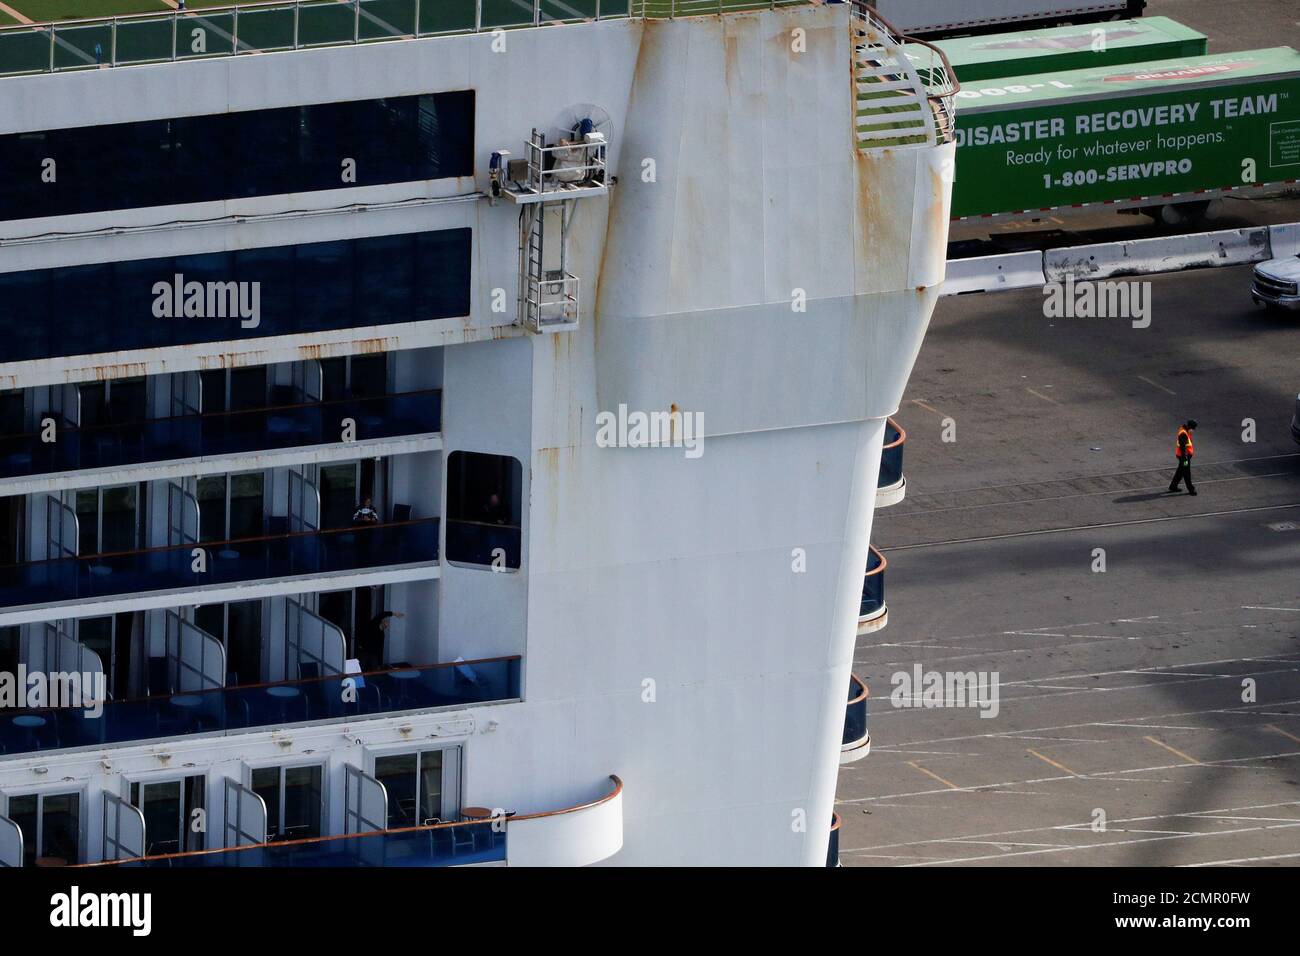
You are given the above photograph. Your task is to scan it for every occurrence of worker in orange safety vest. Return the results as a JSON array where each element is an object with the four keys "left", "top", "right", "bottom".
[{"left": 1168, "top": 419, "right": 1197, "bottom": 495}]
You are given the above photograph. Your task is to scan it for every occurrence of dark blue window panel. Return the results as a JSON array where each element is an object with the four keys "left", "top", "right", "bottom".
[
  {"left": 0, "top": 229, "right": 471, "bottom": 361},
  {"left": 0, "top": 90, "right": 474, "bottom": 222}
]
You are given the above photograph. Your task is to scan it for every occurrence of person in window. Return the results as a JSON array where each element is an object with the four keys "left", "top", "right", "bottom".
[
  {"left": 352, "top": 496, "right": 380, "bottom": 526},
  {"left": 357, "top": 610, "right": 405, "bottom": 672},
  {"left": 481, "top": 492, "right": 508, "bottom": 525}
]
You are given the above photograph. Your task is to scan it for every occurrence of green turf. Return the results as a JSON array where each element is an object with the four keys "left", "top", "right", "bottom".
[{"left": 8, "top": 0, "right": 169, "bottom": 22}]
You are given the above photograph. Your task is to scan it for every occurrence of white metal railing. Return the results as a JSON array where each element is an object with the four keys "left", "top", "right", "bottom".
[
  {"left": 851, "top": 2, "right": 959, "bottom": 148},
  {"left": 515, "top": 128, "right": 608, "bottom": 199},
  {"left": 0, "top": 0, "right": 803, "bottom": 78},
  {"left": 524, "top": 271, "right": 580, "bottom": 331}
]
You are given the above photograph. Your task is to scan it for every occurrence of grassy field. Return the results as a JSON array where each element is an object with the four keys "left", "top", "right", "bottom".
[{"left": 6, "top": 1, "right": 170, "bottom": 23}]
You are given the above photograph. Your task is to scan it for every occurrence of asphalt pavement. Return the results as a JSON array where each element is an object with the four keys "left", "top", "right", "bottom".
[{"left": 838, "top": 262, "right": 1300, "bottom": 866}]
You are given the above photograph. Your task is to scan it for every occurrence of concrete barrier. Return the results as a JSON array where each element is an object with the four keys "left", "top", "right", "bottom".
[
  {"left": 1269, "top": 222, "right": 1300, "bottom": 259},
  {"left": 942, "top": 251, "right": 1045, "bottom": 295},
  {"left": 1042, "top": 227, "right": 1271, "bottom": 281}
]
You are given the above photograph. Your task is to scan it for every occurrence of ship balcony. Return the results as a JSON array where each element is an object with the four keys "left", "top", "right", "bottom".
[
  {"left": 827, "top": 812, "right": 841, "bottom": 868},
  {"left": 0, "top": 390, "right": 441, "bottom": 497},
  {"left": 0, "top": 518, "right": 440, "bottom": 625},
  {"left": 876, "top": 417, "right": 906, "bottom": 508},
  {"left": 0, "top": 655, "right": 521, "bottom": 758},
  {"left": 857, "top": 545, "right": 887, "bottom": 635},
  {"left": 841, "top": 673, "right": 870, "bottom": 764},
  {"left": 79, "top": 775, "right": 622, "bottom": 868}
]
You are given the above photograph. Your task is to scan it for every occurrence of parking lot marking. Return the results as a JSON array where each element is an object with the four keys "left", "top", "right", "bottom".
[
  {"left": 1267, "top": 723, "right": 1300, "bottom": 746},
  {"left": 885, "top": 501, "right": 1300, "bottom": 550},
  {"left": 1185, "top": 851, "right": 1300, "bottom": 866},
  {"left": 848, "top": 801, "right": 1300, "bottom": 854},
  {"left": 1027, "top": 748, "right": 1083, "bottom": 777},
  {"left": 1137, "top": 374, "right": 1176, "bottom": 396},
  {"left": 1142, "top": 735, "right": 1202, "bottom": 765},
  {"left": 904, "top": 821, "right": 1300, "bottom": 866},
  {"left": 907, "top": 761, "right": 961, "bottom": 791},
  {"left": 908, "top": 399, "right": 945, "bottom": 417},
  {"left": 1025, "top": 387, "right": 1059, "bottom": 404}
]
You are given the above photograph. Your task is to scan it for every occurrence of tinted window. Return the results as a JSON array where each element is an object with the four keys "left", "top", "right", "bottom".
[
  {"left": 0, "top": 229, "right": 471, "bottom": 362},
  {"left": 0, "top": 91, "right": 475, "bottom": 222}
]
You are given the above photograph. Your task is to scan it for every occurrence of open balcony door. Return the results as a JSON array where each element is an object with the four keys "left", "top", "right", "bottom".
[
  {"left": 0, "top": 814, "right": 21, "bottom": 867},
  {"left": 287, "top": 467, "right": 320, "bottom": 533},
  {"left": 167, "top": 478, "right": 200, "bottom": 547},
  {"left": 102, "top": 792, "right": 146, "bottom": 862},
  {"left": 224, "top": 779, "right": 268, "bottom": 849},
  {"left": 165, "top": 610, "right": 226, "bottom": 692}
]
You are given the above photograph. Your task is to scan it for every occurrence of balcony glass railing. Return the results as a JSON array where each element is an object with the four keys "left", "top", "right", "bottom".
[
  {"left": 843, "top": 674, "right": 868, "bottom": 747},
  {"left": 859, "top": 545, "right": 886, "bottom": 619},
  {"left": 0, "top": 655, "right": 521, "bottom": 757},
  {"left": 0, "top": 1, "right": 805, "bottom": 79},
  {"left": 0, "top": 518, "right": 439, "bottom": 611},
  {"left": 878, "top": 417, "right": 905, "bottom": 489},
  {"left": 108, "top": 818, "right": 506, "bottom": 868},
  {"left": 444, "top": 519, "right": 522, "bottom": 569},
  {"left": 0, "top": 391, "right": 441, "bottom": 482}
]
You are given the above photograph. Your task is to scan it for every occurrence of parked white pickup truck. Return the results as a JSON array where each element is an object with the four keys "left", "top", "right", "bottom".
[{"left": 1252, "top": 256, "right": 1300, "bottom": 311}]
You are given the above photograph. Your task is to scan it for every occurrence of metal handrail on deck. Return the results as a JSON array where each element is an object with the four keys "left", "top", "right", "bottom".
[
  {"left": 851, "top": 2, "right": 960, "bottom": 146},
  {"left": 0, "top": 0, "right": 808, "bottom": 79}
]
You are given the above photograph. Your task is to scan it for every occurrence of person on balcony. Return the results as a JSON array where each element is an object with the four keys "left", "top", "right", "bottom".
[
  {"left": 481, "top": 492, "right": 508, "bottom": 525},
  {"left": 352, "top": 496, "right": 380, "bottom": 525},
  {"left": 358, "top": 610, "right": 405, "bottom": 672},
  {"left": 1168, "top": 420, "right": 1197, "bottom": 496}
]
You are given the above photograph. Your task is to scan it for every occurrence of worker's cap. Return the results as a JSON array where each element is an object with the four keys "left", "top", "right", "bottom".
[{"left": 1186, "top": 419, "right": 1198, "bottom": 429}]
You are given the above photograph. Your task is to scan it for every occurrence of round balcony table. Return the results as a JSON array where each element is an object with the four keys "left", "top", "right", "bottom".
[
  {"left": 266, "top": 684, "right": 302, "bottom": 724},
  {"left": 12, "top": 715, "right": 45, "bottom": 729}
]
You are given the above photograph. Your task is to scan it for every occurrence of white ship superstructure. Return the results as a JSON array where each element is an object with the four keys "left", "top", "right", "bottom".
[{"left": 0, "top": 1, "right": 954, "bottom": 866}]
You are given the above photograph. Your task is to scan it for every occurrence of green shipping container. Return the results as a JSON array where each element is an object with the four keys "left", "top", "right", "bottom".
[
  {"left": 913, "top": 17, "right": 1208, "bottom": 82},
  {"left": 950, "top": 47, "right": 1300, "bottom": 219}
]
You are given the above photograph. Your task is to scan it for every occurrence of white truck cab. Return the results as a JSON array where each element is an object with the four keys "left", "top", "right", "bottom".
[{"left": 1252, "top": 255, "right": 1300, "bottom": 311}]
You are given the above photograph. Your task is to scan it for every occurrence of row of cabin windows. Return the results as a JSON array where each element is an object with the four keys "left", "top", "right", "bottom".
[
  {"left": 0, "top": 356, "right": 389, "bottom": 439},
  {"left": 0, "top": 228, "right": 472, "bottom": 363},
  {"left": 3, "top": 748, "right": 456, "bottom": 865},
  {"left": 0, "top": 582, "right": 390, "bottom": 703},
  {"left": 0, "top": 91, "right": 474, "bottom": 223}
]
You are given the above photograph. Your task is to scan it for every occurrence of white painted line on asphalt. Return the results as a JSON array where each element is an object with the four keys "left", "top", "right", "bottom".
[
  {"left": 884, "top": 501, "right": 1300, "bottom": 550},
  {"left": 1184, "top": 852, "right": 1300, "bottom": 866},
  {"left": 903, "top": 821, "right": 1300, "bottom": 866},
  {"left": 841, "top": 801, "right": 1300, "bottom": 854},
  {"left": 1136, "top": 374, "right": 1177, "bottom": 395}
]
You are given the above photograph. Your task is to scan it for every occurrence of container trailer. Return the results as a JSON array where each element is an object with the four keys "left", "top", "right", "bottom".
[{"left": 949, "top": 47, "right": 1300, "bottom": 221}]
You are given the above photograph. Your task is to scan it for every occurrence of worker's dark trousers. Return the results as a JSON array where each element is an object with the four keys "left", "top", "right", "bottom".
[{"left": 1169, "top": 457, "right": 1195, "bottom": 493}]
